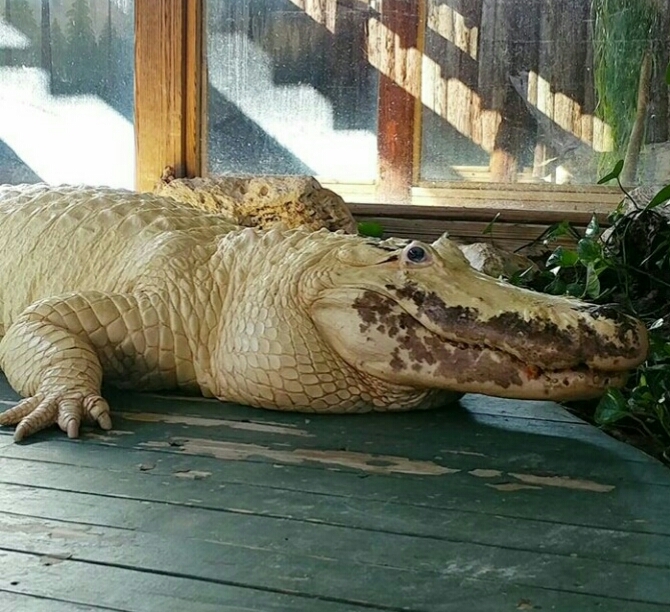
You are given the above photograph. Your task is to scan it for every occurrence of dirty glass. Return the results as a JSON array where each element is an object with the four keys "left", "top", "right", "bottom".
[
  {"left": 0, "top": 0, "right": 134, "bottom": 187},
  {"left": 420, "top": 0, "right": 670, "bottom": 186},
  {"left": 206, "top": 0, "right": 379, "bottom": 182}
]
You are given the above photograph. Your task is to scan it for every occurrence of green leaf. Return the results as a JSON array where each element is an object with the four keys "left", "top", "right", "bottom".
[
  {"left": 541, "top": 220, "right": 580, "bottom": 245},
  {"left": 645, "top": 184, "right": 670, "bottom": 210},
  {"left": 546, "top": 247, "right": 579, "bottom": 268},
  {"left": 357, "top": 221, "right": 384, "bottom": 238},
  {"left": 629, "top": 383, "right": 654, "bottom": 405},
  {"left": 597, "top": 159, "right": 624, "bottom": 184},
  {"left": 584, "top": 263, "right": 601, "bottom": 299},
  {"left": 577, "top": 238, "right": 601, "bottom": 263},
  {"left": 566, "top": 282, "right": 584, "bottom": 297},
  {"left": 585, "top": 214, "right": 600, "bottom": 238},
  {"left": 508, "top": 266, "right": 535, "bottom": 287},
  {"left": 666, "top": 61, "right": 670, "bottom": 85},
  {"left": 483, "top": 212, "right": 501, "bottom": 235},
  {"left": 545, "top": 220, "right": 574, "bottom": 241},
  {"left": 595, "top": 388, "right": 629, "bottom": 425},
  {"left": 544, "top": 277, "right": 567, "bottom": 295}
]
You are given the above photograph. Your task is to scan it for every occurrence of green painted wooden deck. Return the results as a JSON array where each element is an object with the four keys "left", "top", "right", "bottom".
[{"left": 0, "top": 378, "right": 669, "bottom": 612}]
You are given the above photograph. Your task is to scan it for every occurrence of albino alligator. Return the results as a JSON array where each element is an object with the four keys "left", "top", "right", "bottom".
[{"left": 0, "top": 184, "right": 649, "bottom": 441}]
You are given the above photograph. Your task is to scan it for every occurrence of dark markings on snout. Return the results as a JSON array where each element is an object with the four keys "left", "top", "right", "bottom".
[
  {"left": 352, "top": 290, "right": 523, "bottom": 388},
  {"left": 388, "top": 283, "right": 644, "bottom": 368},
  {"left": 579, "top": 304, "right": 641, "bottom": 346}
]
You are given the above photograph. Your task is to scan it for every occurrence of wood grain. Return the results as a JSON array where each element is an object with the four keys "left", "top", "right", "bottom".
[
  {"left": 184, "top": 0, "right": 204, "bottom": 178},
  {"left": 370, "top": 0, "right": 421, "bottom": 202},
  {"left": 135, "top": 0, "right": 185, "bottom": 192},
  {"left": 1, "top": 381, "right": 670, "bottom": 611},
  {"left": 135, "top": 0, "right": 202, "bottom": 191}
]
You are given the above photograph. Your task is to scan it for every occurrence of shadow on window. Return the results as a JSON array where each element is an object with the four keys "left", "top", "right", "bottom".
[
  {"left": 0, "top": 139, "right": 42, "bottom": 184},
  {"left": 0, "top": 1, "right": 134, "bottom": 186},
  {"left": 208, "top": 86, "right": 314, "bottom": 176},
  {"left": 206, "top": 0, "right": 378, "bottom": 180}
]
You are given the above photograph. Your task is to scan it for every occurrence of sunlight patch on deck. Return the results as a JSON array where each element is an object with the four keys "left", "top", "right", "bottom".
[
  {"left": 121, "top": 412, "right": 313, "bottom": 437},
  {"left": 140, "top": 438, "right": 458, "bottom": 476},
  {"left": 509, "top": 473, "right": 615, "bottom": 493}
]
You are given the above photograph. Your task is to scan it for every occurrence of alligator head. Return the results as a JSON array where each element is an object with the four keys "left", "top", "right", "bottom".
[{"left": 306, "top": 232, "right": 648, "bottom": 405}]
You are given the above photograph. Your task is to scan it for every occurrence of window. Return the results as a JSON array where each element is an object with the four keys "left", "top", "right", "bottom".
[
  {"left": 202, "top": 0, "right": 670, "bottom": 206},
  {"left": 3, "top": 1, "right": 666, "bottom": 215},
  {"left": 0, "top": 0, "right": 134, "bottom": 187},
  {"left": 206, "top": 0, "right": 379, "bottom": 182},
  {"left": 420, "top": 0, "right": 668, "bottom": 187}
]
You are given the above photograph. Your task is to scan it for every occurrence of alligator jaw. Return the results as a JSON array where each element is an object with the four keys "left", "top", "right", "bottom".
[
  {"left": 381, "top": 321, "right": 632, "bottom": 401},
  {"left": 312, "top": 285, "right": 647, "bottom": 403}
]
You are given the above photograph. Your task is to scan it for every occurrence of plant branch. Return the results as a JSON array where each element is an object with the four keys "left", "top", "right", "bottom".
[{"left": 621, "top": 50, "right": 653, "bottom": 187}]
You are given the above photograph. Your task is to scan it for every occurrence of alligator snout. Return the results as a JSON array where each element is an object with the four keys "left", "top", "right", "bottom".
[
  {"left": 397, "top": 279, "right": 648, "bottom": 375},
  {"left": 581, "top": 304, "right": 632, "bottom": 324},
  {"left": 572, "top": 304, "right": 649, "bottom": 372}
]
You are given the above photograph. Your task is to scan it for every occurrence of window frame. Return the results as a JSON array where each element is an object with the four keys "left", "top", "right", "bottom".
[
  {"left": 133, "top": 0, "right": 623, "bottom": 233},
  {"left": 135, "top": 0, "right": 203, "bottom": 190}
]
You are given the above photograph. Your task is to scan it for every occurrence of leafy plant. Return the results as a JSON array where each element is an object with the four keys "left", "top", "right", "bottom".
[
  {"left": 592, "top": 0, "right": 664, "bottom": 172},
  {"left": 357, "top": 221, "right": 384, "bottom": 238},
  {"left": 510, "top": 158, "right": 670, "bottom": 460}
]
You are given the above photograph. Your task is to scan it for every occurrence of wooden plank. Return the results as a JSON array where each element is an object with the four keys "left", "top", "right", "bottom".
[
  {"left": 327, "top": 181, "right": 622, "bottom": 226},
  {"left": 0, "top": 592, "right": 109, "bottom": 612},
  {"left": 2, "top": 447, "right": 669, "bottom": 568},
  {"left": 0, "top": 381, "right": 663, "bottom": 474},
  {"left": 412, "top": 181, "right": 622, "bottom": 201},
  {"left": 2, "top": 470, "right": 670, "bottom": 569},
  {"left": 0, "top": 383, "right": 667, "bottom": 479},
  {"left": 2, "top": 404, "right": 666, "bottom": 485},
  {"left": 0, "top": 381, "right": 657, "bottom": 466},
  {"left": 135, "top": 0, "right": 186, "bottom": 192},
  {"left": 1, "top": 502, "right": 670, "bottom": 607},
  {"left": 349, "top": 202, "right": 611, "bottom": 223},
  {"left": 0, "top": 549, "right": 379, "bottom": 612},
  {"left": 2, "top": 395, "right": 670, "bottom": 530},
  {"left": 351, "top": 215, "right": 572, "bottom": 251},
  {"left": 322, "top": 181, "right": 621, "bottom": 204},
  {"left": 346, "top": 185, "right": 619, "bottom": 247},
  {"left": 1, "top": 548, "right": 665, "bottom": 612},
  {"left": 2, "top": 389, "right": 670, "bottom": 607}
]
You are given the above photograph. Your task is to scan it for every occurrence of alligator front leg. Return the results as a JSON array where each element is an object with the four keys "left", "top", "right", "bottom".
[{"left": 0, "top": 291, "right": 183, "bottom": 441}]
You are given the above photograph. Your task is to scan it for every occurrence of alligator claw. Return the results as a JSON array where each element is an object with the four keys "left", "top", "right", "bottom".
[{"left": 0, "top": 393, "right": 112, "bottom": 441}]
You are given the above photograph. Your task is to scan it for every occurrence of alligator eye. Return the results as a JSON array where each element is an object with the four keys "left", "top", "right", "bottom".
[{"left": 406, "top": 246, "right": 427, "bottom": 263}]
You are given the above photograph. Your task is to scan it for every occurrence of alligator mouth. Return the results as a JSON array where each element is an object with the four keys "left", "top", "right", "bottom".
[
  {"left": 423, "top": 335, "right": 630, "bottom": 401},
  {"left": 382, "top": 312, "right": 634, "bottom": 400},
  {"left": 349, "top": 287, "right": 647, "bottom": 401}
]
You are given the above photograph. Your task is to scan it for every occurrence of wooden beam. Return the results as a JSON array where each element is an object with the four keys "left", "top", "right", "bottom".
[
  {"left": 135, "top": 0, "right": 185, "bottom": 191},
  {"left": 184, "top": 0, "right": 204, "bottom": 178},
  {"left": 134, "top": 0, "right": 203, "bottom": 191},
  {"left": 373, "top": 0, "right": 421, "bottom": 202}
]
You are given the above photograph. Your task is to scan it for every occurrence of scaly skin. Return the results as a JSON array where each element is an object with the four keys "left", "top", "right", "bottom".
[
  {"left": 0, "top": 184, "right": 649, "bottom": 441},
  {"left": 154, "top": 168, "right": 358, "bottom": 233}
]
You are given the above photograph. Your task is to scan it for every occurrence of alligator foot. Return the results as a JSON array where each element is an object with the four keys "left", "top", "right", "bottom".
[{"left": 0, "top": 392, "right": 112, "bottom": 441}]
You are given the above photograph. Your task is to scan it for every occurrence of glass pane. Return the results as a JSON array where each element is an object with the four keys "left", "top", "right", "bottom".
[
  {"left": 0, "top": 0, "right": 134, "bottom": 187},
  {"left": 206, "top": 0, "right": 378, "bottom": 182},
  {"left": 420, "top": 0, "right": 670, "bottom": 186}
]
